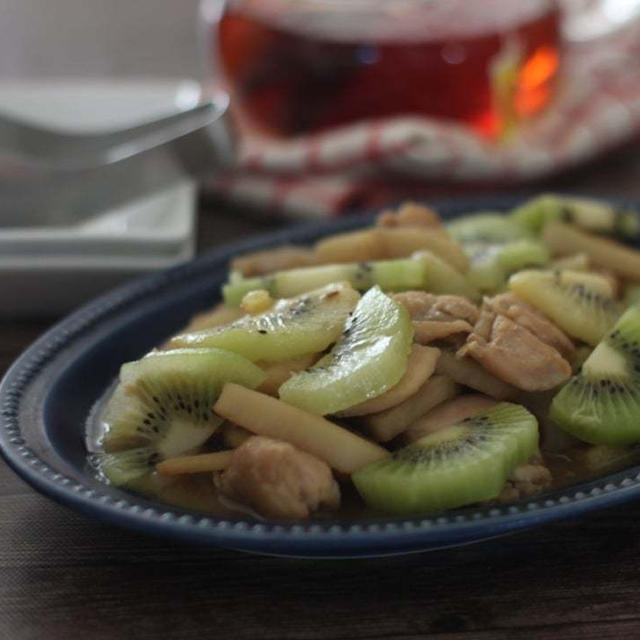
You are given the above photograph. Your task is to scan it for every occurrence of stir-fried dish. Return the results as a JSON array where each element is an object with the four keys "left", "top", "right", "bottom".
[{"left": 89, "top": 195, "right": 640, "bottom": 520}]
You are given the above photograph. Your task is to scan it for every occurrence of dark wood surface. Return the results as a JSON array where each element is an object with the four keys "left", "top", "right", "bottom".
[{"left": 3, "top": 149, "right": 640, "bottom": 640}]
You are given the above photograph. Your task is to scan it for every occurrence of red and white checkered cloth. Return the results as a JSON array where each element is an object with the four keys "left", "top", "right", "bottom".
[{"left": 208, "top": 19, "right": 640, "bottom": 219}]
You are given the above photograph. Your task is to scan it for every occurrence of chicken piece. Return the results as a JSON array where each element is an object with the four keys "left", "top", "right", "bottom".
[
  {"left": 231, "top": 245, "right": 316, "bottom": 277},
  {"left": 376, "top": 202, "right": 442, "bottom": 228},
  {"left": 257, "top": 353, "right": 319, "bottom": 396},
  {"left": 486, "top": 293, "right": 575, "bottom": 359},
  {"left": 411, "top": 321, "right": 472, "bottom": 346},
  {"left": 435, "top": 351, "right": 517, "bottom": 399},
  {"left": 405, "top": 394, "right": 498, "bottom": 443},
  {"left": 394, "top": 292, "right": 479, "bottom": 344},
  {"left": 395, "top": 291, "right": 479, "bottom": 324},
  {"left": 461, "top": 314, "right": 572, "bottom": 391},
  {"left": 472, "top": 304, "right": 495, "bottom": 341},
  {"left": 214, "top": 436, "right": 340, "bottom": 519},
  {"left": 497, "top": 457, "right": 552, "bottom": 502}
]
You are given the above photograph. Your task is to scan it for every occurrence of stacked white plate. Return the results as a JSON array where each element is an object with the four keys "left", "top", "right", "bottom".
[{"left": 0, "top": 79, "right": 201, "bottom": 315}]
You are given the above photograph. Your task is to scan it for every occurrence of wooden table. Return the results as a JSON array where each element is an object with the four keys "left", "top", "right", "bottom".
[{"left": 3, "top": 149, "right": 640, "bottom": 640}]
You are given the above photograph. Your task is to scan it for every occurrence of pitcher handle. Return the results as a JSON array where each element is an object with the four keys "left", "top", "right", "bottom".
[{"left": 561, "top": 0, "right": 640, "bottom": 41}]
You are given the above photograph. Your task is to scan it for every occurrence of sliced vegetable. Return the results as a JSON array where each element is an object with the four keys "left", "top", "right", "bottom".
[
  {"left": 156, "top": 451, "right": 234, "bottom": 476},
  {"left": 214, "top": 383, "right": 389, "bottom": 473}
]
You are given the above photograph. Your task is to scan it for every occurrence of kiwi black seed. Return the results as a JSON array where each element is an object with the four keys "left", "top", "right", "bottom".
[
  {"left": 352, "top": 403, "right": 539, "bottom": 513},
  {"left": 98, "top": 348, "right": 266, "bottom": 486},
  {"left": 509, "top": 269, "right": 620, "bottom": 345},
  {"left": 551, "top": 304, "right": 640, "bottom": 445},
  {"left": 278, "top": 286, "right": 413, "bottom": 416},
  {"left": 169, "top": 282, "right": 361, "bottom": 363}
]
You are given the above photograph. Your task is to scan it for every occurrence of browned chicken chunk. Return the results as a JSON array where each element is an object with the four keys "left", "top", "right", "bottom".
[
  {"left": 497, "top": 458, "right": 552, "bottom": 502},
  {"left": 394, "top": 292, "right": 479, "bottom": 324},
  {"left": 231, "top": 246, "right": 316, "bottom": 277},
  {"left": 486, "top": 293, "right": 575, "bottom": 359},
  {"left": 394, "top": 291, "right": 479, "bottom": 344},
  {"left": 405, "top": 394, "right": 498, "bottom": 442},
  {"left": 461, "top": 313, "right": 572, "bottom": 391},
  {"left": 214, "top": 436, "right": 340, "bottom": 519},
  {"left": 472, "top": 304, "right": 495, "bottom": 341},
  {"left": 376, "top": 202, "right": 442, "bottom": 228}
]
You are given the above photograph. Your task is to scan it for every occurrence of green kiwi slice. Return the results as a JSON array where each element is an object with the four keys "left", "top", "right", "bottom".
[
  {"left": 511, "top": 194, "right": 639, "bottom": 238},
  {"left": 98, "top": 348, "right": 266, "bottom": 485},
  {"left": 550, "top": 304, "right": 640, "bottom": 445},
  {"left": 221, "top": 250, "right": 477, "bottom": 306},
  {"left": 446, "top": 213, "right": 548, "bottom": 294},
  {"left": 464, "top": 239, "right": 549, "bottom": 293},
  {"left": 352, "top": 403, "right": 539, "bottom": 513},
  {"left": 447, "top": 213, "right": 534, "bottom": 244},
  {"left": 509, "top": 269, "right": 620, "bottom": 345},
  {"left": 278, "top": 286, "right": 413, "bottom": 415},
  {"left": 222, "top": 257, "right": 426, "bottom": 305},
  {"left": 412, "top": 250, "right": 478, "bottom": 299},
  {"left": 170, "top": 282, "right": 360, "bottom": 362}
]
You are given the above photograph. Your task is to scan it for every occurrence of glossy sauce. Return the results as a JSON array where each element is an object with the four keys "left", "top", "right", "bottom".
[{"left": 88, "top": 388, "right": 640, "bottom": 521}]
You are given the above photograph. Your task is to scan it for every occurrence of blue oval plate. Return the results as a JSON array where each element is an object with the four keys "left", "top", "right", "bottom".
[{"left": 2, "top": 195, "right": 640, "bottom": 558}]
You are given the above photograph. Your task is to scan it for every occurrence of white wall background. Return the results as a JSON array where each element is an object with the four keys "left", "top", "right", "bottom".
[{"left": 0, "top": 0, "right": 206, "bottom": 79}]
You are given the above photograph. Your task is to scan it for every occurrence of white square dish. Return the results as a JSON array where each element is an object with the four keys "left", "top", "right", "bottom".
[{"left": 0, "top": 80, "right": 201, "bottom": 315}]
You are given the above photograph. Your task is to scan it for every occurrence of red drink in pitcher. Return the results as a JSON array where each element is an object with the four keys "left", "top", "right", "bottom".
[{"left": 214, "top": 0, "right": 561, "bottom": 139}]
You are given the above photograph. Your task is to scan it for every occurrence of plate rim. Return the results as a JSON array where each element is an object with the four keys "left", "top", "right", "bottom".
[{"left": 3, "top": 193, "right": 640, "bottom": 557}]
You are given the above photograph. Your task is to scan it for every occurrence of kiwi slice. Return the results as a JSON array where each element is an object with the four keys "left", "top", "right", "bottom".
[
  {"left": 98, "top": 348, "right": 266, "bottom": 485},
  {"left": 496, "top": 240, "right": 550, "bottom": 273},
  {"left": 279, "top": 286, "right": 413, "bottom": 415},
  {"left": 447, "top": 213, "right": 533, "bottom": 244},
  {"left": 170, "top": 282, "right": 360, "bottom": 363},
  {"left": 511, "top": 194, "right": 639, "bottom": 238},
  {"left": 447, "top": 214, "right": 548, "bottom": 294},
  {"left": 555, "top": 270, "right": 616, "bottom": 297},
  {"left": 465, "top": 239, "right": 549, "bottom": 293},
  {"left": 352, "top": 403, "right": 539, "bottom": 513},
  {"left": 313, "top": 227, "right": 469, "bottom": 272},
  {"left": 509, "top": 269, "right": 620, "bottom": 345},
  {"left": 222, "top": 258, "right": 425, "bottom": 305},
  {"left": 223, "top": 252, "right": 475, "bottom": 305},
  {"left": 412, "top": 250, "right": 478, "bottom": 299},
  {"left": 550, "top": 304, "right": 640, "bottom": 445},
  {"left": 542, "top": 222, "right": 640, "bottom": 281}
]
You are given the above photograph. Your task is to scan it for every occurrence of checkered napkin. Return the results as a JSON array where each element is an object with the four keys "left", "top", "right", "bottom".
[{"left": 207, "top": 20, "right": 640, "bottom": 218}]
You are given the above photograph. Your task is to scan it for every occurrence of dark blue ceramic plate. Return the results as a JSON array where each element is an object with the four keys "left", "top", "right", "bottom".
[{"left": 2, "top": 196, "right": 640, "bottom": 558}]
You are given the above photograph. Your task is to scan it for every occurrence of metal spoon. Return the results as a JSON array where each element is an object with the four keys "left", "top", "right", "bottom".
[
  {"left": 0, "top": 91, "right": 235, "bottom": 225},
  {"left": 0, "top": 91, "right": 234, "bottom": 173}
]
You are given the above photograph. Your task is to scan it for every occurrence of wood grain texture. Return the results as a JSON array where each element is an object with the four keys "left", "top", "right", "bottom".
[{"left": 3, "top": 157, "right": 640, "bottom": 640}]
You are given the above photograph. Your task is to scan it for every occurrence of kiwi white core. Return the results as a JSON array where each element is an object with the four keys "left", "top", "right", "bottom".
[
  {"left": 418, "top": 423, "right": 470, "bottom": 446},
  {"left": 583, "top": 342, "right": 628, "bottom": 379},
  {"left": 558, "top": 270, "right": 614, "bottom": 297},
  {"left": 154, "top": 419, "right": 215, "bottom": 459}
]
